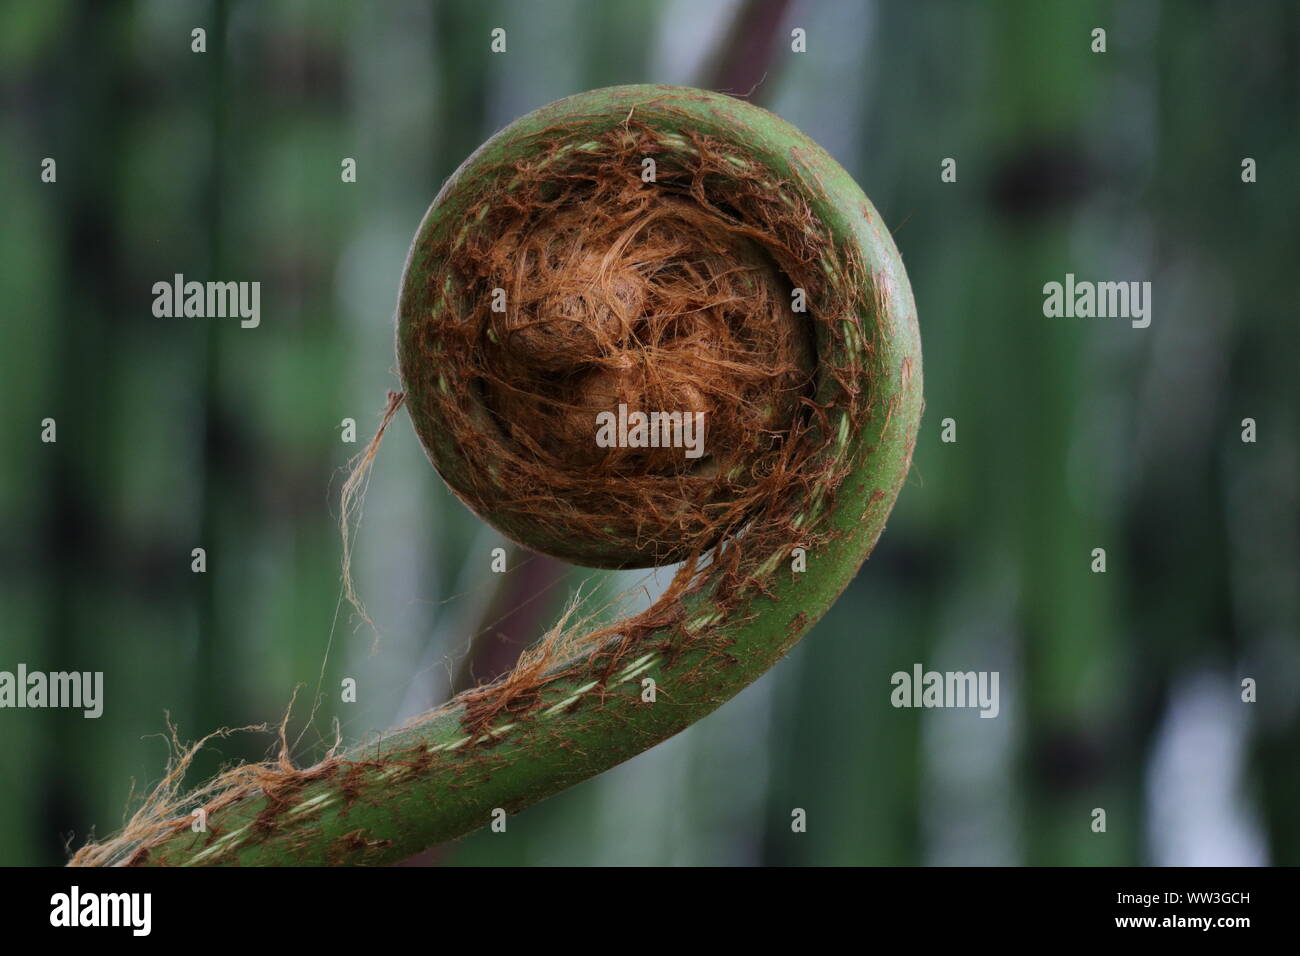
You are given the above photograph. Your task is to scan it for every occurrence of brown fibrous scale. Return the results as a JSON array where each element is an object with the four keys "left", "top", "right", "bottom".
[{"left": 405, "top": 120, "right": 869, "bottom": 570}]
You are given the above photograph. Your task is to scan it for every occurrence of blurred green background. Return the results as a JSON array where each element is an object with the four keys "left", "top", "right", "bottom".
[{"left": 1, "top": 0, "right": 1296, "bottom": 866}]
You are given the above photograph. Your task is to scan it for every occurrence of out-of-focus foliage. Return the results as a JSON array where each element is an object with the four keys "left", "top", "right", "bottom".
[{"left": 0, "top": 0, "right": 1295, "bottom": 866}]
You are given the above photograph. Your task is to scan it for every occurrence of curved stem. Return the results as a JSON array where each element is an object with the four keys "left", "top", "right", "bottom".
[{"left": 81, "top": 86, "right": 922, "bottom": 867}]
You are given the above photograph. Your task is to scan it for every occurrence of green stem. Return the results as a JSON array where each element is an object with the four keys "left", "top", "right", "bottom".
[{"left": 106, "top": 86, "right": 922, "bottom": 867}]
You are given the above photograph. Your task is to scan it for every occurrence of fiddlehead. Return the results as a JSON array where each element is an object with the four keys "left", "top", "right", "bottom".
[{"left": 73, "top": 85, "right": 921, "bottom": 867}]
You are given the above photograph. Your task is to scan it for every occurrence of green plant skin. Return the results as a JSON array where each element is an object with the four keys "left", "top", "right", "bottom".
[{"left": 140, "top": 85, "right": 922, "bottom": 866}]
